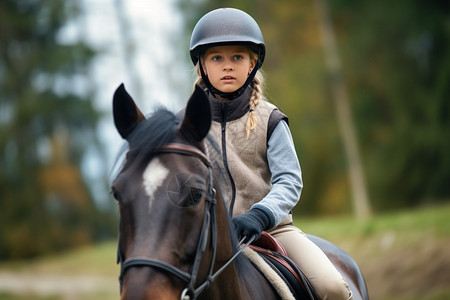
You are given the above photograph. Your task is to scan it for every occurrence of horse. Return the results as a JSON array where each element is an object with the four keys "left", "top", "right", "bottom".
[{"left": 111, "top": 83, "right": 369, "bottom": 300}]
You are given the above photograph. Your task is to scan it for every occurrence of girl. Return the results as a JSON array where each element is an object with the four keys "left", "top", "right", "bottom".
[{"left": 189, "top": 8, "right": 353, "bottom": 300}]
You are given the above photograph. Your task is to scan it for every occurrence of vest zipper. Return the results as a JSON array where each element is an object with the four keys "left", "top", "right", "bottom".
[{"left": 220, "top": 102, "right": 237, "bottom": 215}]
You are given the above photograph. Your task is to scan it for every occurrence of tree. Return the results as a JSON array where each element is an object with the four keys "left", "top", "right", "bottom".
[
  {"left": 330, "top": 0, "right": 450, "bottom": 209},
  {"left": 0, "top": 0, "right": 115, "bottom": 259}
]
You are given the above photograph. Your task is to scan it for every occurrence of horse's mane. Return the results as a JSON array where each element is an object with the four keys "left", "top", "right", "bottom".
[
  {"left": 129, "top": 108, "right": 178, "bottom": 152},
  {"left": 111, "top": 107, "right": 178, "bottom": 181}
]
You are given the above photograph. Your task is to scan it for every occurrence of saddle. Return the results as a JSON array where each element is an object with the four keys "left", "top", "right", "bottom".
[{"left": 250, "top": 232, "right": 318, "bottom": 300}]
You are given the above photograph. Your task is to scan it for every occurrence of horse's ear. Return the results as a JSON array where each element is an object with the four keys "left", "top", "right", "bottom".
[
  {"left": 113, "top": 83, "right": 146, "bottom": 140},
  {"left": 180, "top": 85, "right": 211, "bottom": 142}
]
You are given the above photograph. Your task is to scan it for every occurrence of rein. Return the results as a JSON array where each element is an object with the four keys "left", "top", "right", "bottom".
[{"left": 117, "top": 143, "right": 253, "bottom": 300}]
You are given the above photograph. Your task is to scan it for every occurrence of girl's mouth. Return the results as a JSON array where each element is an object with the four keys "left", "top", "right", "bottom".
[{"left": 221, "top": 76, "right": 235, "bottom": 80}]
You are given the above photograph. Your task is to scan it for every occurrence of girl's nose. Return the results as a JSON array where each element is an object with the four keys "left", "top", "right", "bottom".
[
  {"left": 223, "top": 58, "right": 233, "bottom": 70},
  {"left": 223, "top": 64, "right": 233, "bottom": 71}
]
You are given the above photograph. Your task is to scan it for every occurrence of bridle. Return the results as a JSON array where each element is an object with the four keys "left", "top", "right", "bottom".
[{"left": 116, "top": 143, "right": 253, "bottom": 300}]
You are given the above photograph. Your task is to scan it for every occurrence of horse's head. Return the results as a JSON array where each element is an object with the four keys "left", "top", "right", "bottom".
[{"left": 112, "top": 84, "right": 222, "bottom": 299}]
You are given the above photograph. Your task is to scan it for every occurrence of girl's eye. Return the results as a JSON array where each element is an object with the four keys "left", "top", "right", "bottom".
[
  {"left": 211, "top": 56, "right": 222, "bottom": 61},
  {"left": 233, "top": 55, "right": 243, "bottom": 60}
]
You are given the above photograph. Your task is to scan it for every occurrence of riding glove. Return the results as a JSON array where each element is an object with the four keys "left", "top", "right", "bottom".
[{"left": 232, "top": 208, "right": 271, "bottom": 242}]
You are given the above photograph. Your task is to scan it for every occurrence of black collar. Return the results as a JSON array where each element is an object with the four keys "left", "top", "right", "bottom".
[{"left": 208, "top": 87, "right": 251, "bottom": 123}]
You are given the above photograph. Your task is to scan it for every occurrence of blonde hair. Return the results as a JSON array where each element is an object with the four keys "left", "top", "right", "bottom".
[{"left": 194, "top": 50, "right": 265, "bottom": 138}]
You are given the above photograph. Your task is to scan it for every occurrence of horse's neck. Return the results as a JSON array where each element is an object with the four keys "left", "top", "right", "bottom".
[
  {"left": 204, "top": 196, "right": 278, "bottom": 300},
  {"left": 199, "top": 192, "right": 243, "bottom": 299},
  {"left": 203, "top": 266, "right": 244, "bottom": 300}
]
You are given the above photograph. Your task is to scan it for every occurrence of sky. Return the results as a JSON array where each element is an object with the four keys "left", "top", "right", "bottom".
[{"left": 64, "top": 0, "right": 193, "bottom": 205}]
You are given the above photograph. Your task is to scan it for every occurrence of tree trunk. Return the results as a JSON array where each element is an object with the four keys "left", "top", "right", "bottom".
[{"left": 314, "top": 0, "right": 372, "bottom": 218}]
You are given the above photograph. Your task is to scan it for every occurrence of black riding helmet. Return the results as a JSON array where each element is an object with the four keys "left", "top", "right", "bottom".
[{"left": 189, "top": 8, "right": 266, "bottom": 99}]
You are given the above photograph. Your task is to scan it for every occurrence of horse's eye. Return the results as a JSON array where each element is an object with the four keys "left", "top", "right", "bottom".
[
  {"left": 189, "top": 188, "right": 204, "bottom": 205},
  {"left": 110, "top": 188, "right": 120, "bottom": 201}
]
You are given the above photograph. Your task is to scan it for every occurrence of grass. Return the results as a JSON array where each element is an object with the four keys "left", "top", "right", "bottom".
[
  {"left": 297, "top": 202, "right": 450, "bottom": 239},
  {"left": 0, "top": 241, "right": 119, "bottom": 277},
  {"left": 1, "top": 202, "right": 449, "bottom": 299}
]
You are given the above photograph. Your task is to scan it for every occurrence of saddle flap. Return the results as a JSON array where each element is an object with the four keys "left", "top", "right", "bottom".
[{"left": 251, "top": 231, "right": 288, "bottom": 255}]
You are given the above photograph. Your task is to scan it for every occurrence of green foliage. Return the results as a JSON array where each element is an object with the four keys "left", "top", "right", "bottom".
[
  {"left": 0, "top": 0, "right": 116, "bottom": 260},
  {"left": 331, "top": 0, "right": 450, "bottom": 209},
  {"left": 179, "top": 0, "right": 450, "bottom": 214}
]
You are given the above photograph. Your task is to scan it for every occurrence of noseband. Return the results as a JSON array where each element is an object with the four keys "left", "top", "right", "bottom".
[{"left": 116, "top": 143, "right": 253, "bottom": 300}]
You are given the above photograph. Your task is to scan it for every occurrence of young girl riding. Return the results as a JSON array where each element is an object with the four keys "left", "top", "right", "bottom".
[{"left": 189, "top": 8, "right": 353, "bottom": 300}]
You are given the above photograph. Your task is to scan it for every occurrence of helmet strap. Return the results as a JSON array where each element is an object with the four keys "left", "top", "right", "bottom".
[{"left": 198, "top": 57, "right": 260, "bottom": 100}]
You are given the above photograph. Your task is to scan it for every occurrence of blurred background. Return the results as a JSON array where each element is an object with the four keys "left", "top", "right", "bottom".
[{"left": 0, "top": 0, "right": 449, "bottom": 299}]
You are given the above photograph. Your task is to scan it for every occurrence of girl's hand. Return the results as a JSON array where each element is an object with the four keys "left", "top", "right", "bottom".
[{"left": 232, "top": 208, "right": 270, "bottom": 242}]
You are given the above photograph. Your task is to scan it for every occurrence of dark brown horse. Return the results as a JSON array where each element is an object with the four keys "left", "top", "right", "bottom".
[{"left": 111, "top": 84, "right": 369, "bottom": 300}]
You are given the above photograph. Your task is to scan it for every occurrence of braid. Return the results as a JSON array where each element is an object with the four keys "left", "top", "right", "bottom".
[{"left": 245, "top": 71, "right": 264, "bottom": 138}]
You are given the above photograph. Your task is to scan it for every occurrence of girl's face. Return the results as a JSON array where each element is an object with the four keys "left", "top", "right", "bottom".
[{"left": 202, "top": 45, "right": 257, "bottom": 96}]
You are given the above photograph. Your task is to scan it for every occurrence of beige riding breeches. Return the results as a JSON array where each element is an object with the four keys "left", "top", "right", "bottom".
[{"left": 267, "top": 225, "right": 353, "bottom": 300}]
